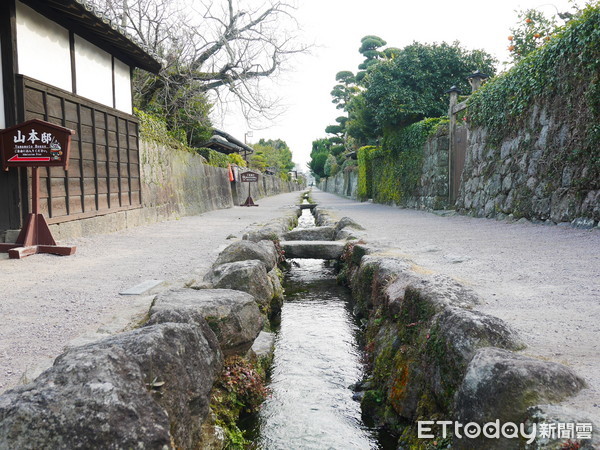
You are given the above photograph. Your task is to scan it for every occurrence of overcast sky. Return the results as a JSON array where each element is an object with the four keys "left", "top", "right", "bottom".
[{"left": 216, "top": 0, "right": 579, "bottom": 172}]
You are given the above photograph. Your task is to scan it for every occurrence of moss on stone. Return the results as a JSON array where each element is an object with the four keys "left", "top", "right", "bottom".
[{"left": 361, "top": 389, "right": 385, "bottom": 418}]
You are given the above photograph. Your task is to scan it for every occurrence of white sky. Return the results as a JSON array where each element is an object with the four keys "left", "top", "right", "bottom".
[{"left": 216, "top": 0, "right": 579, "bottom": 172}]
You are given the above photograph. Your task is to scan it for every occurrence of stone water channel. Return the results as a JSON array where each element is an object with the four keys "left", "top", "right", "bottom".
[{"left": 246, "top": 206, "right": 393, "bottom": 449}]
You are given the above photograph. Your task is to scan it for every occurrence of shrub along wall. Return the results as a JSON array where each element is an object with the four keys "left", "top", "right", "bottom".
[
  {"left": 321, "top": 118, "right": 449, "bottom": 209},
  {"left": 457, "top": 4, "right": 600, "bottom": 224}
]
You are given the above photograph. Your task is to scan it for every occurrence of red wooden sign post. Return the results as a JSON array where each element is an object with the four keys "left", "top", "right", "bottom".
[{"left": 0, "top": 119, "right": 76, "bottom": 259}]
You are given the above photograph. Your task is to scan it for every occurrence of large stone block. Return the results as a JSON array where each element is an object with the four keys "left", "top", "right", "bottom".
[
  {"left": 455, "top": 347, "right": 586, "bottom": 428},
  {"left": 82, "top": 323, "right": 222, "bottom": 448},
  {"left": 282, "top": 226, "right": 336, "bottom": 241},
  {"left": 334, "top": 216, "right": 365, "bottom": 232},
  {"left": 375, "top": 276, "right": 520, "bottom": 420},
  {"left": 0, "top": 346, "right": 170, "bottom": 449},
  {"left": 267, "top": 268, "right": 284, "bottom": 314},
  {"left": 149, "top": 288, "right": 264, "bottom": 356},
  {"left": 204, "top": 260, "right": 274, "bottom": 307},
  {"left": 0, "top": 323, "right": 222, "bottom": 449},
  {"left": 281, "top": 240, "right": 345, "bottom": 259},
  {"left": 213, "top": 240, "right": 278, "bottom": 272}
]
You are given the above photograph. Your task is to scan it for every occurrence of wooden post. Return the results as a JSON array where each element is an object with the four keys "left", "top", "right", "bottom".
[
  {"left": 467, "top": 70, "right": 489, "bottom": 93},
  {"left": 446, "top": 86, "right": 460, "bottom": 205},
  {"left": 0, "top": 167, "right": 75, "bottom": 258}
]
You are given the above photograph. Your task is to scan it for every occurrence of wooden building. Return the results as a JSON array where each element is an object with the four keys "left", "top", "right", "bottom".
[
  {"left": 0, "top": 0, "right": 160, "bottom": 236},
  {"left": 204, "top": 129, "right": 254, "bottom": 161}
]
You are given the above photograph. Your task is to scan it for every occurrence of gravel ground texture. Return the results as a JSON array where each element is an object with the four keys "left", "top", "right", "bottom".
[
  {"left": 1, "top": 187, "right": 599, "bottom": 424},
  {"left": 0, "top": 191, "right": 302, "bottom": 392},
  {"left": 309, "top": 189, "right": 600, "bottom": 424}
]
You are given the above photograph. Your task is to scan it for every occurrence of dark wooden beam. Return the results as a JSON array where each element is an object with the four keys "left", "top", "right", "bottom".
[
  {"left": 1, "top": 0, "right": 18, "bottom": 126},
  {"left": 70, "top": 31, "right": 77, "bottom": 94},
  {"left": 0, "top": 0, "right": 27, "bottom": 231}
]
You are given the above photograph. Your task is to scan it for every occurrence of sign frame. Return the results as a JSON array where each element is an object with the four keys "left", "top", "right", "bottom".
[
  {"left": 0, "top": 118, "right": 75, "bottom": 171},
  {"left": 0, "top": 119, "right": 76, "bottom": 259},
  {"left": 240, "top": 171, "right": 259, "bottom": 183},
  {"left": 239, "top": 171, "right": 259, "bottom": 207}
]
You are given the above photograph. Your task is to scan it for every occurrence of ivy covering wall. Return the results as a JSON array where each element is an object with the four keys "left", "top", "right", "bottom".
[
  {"left": 458, "top": 4, "right": 600, "bottom": 223},
  {"left": 357, "top": 118, "right": 448, "bottom": 204},
  {"left": 468, "top": 5, "right": 599, "bottom": 148}
]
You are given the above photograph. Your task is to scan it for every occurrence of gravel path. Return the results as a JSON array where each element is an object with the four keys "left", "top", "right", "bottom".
[
  {"left": 2, "top": 187, "right": 599, "bottom": 424},
  {"left": 0, "top": 191, "right": 301, "bottom": 392},
  {"left": 310, "top": 189, "right": 600, "bottom": 423}
]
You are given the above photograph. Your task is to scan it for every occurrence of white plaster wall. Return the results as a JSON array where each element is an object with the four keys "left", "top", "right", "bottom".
[
  {"left": 74, "top": 35, "right": 113, "bottom": 108},
  {"left": 16, "top": 2, "right": 72, "bottom": 92},
  {"left": 0, "top": 35, "right": 5, "bottom": 129},
  {"left": 114, "top": 58, "right": 132, "bottom": 114}
]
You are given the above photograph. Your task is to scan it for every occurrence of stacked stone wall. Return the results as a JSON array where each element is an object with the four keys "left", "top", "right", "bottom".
[
  {"left": 456, "top": 105, "right": 599, "bottom": 225},
  {"left": 43, "top": 141, "right": 303, "bottom": 241}
]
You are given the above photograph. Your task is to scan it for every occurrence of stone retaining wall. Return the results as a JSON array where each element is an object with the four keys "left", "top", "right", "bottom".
[
  {"left": 0, "top": 210, "right": 301, "bottom": 448},
  {"left": 319, "top": 169, "right": 359, "bottom": 199},
  {"left": 43, "top": 141, "right": 303, "bottom": 241},
  {"left": 413, "top": 129, "right": 450, "bottom": 210},
  {"left": 232, "top": 171, "right": 301, "bottom": 206},
  {"left": 340, "top": 240, "right": 596, "bottom": 448},
  {"left": 457, "top": 105, "right": 600, "bottom": 225}
]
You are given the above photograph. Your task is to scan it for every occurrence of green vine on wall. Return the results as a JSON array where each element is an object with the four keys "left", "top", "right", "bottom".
[
  {"left": 357, "top": 118, "right": 448, "bottom": 204},
  {"left": 135, "top": 108, "right": 195, "bottom": 153},
  {"left": 466, "top": 3, "right": 600, "bottom": 199},
  {"left": 196, "top": 148, "right": 230, "bottom": 168},
  {"left": 357, "top": 145, "right": 377, "bottom": 200},
  {"left": 468, "top": 4, "right": 600, "bottom": 149}
]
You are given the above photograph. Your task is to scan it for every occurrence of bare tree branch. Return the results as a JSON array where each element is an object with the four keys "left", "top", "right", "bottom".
[{"left": 89, "top": 0, "right": 309, "bottom": 127}]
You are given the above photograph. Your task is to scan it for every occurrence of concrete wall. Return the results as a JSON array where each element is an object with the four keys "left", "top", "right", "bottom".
[{"left": 318, "top": 170, "right": 358, "bottom": 200}]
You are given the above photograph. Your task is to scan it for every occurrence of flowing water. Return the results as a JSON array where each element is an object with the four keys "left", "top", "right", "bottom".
[{"left": 248, "top": 208, "right": 390, "bottom": 449}]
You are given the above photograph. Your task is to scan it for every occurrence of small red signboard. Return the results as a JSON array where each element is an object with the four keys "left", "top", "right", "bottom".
[{"left": 1, "top": 119, "right": 74, "bottom": 171}]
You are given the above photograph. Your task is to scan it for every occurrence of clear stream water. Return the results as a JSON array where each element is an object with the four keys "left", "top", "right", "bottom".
[{"left": 247, "top": 208, "right": 391, "bottom": 449}]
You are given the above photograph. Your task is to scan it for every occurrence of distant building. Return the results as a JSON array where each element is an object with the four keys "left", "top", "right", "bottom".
[
  {"left": 203, "top": 129, "right": 254, "bottom": 161},
  {"left": 0, "top": 0, "right": 160, "bottom": 235}
]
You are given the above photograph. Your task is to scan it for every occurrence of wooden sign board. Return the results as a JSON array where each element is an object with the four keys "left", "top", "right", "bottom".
[
  {"left": 240, "top": 171, "right": 259, "bottom": 182},
  {"left": 1, "top": 119, "right": 74, "bottom": 171}
]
